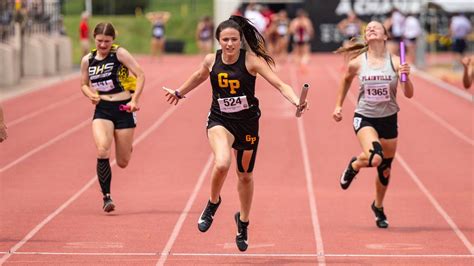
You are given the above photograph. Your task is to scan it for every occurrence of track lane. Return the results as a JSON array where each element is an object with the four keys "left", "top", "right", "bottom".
[{"left": 1, "top": 54, "right": 472, "bottom": 265}]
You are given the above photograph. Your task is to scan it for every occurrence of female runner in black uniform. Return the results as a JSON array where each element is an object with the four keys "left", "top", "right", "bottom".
[
  {"left": 80, "top": 22, "right": 145, "bottom": 213},
  {"left": 162, "top": 15, "right": 307, "bottom": 252}
]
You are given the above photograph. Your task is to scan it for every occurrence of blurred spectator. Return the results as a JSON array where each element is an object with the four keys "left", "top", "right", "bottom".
[
  {"left": 146, "top": 11, "right": 171, "bottom": 60},
  {"left": 271, "top": 9, "right": 290, "bottom": 62},
  {"left": 260, "top": 4, "right": 274, "bottom": 32},
  {"left": 79, "top": 11, "right": 90, "bottom": 56},
  {"left": 289, "top": 9, "right": 314, "bottom": 72},
  {"left": 244, "top": 2, "right": 266, "bottom": 34},
  {"left": 403, "top": 13, "right": 422, "bottom": 66},
  {"left": 196, "top": 15, "right": 213, "bottom": 54},
  {"left": 337, "top": 10, "right": 363, "bottom": 48},
  {"left": 462, "top": 56, "right": 473, "bottom": 89},
  {"left": 0, "top": 1, "right": 13, "bottom": 42},
  {"left": 449, "top": 13, "right": 472, "bottom": 70},
  {"left": 384, "top": 8, "right": 405, "bottom": 55},
  {"left": 59, "top": 15, "right": 67, "bottom": 36}
]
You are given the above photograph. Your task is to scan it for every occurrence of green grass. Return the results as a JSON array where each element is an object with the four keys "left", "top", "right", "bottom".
[{"left": 63, "top": 0, "right": 213, "bottom": 65}]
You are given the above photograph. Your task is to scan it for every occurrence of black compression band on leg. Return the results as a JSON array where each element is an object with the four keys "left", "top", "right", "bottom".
[
  {"left": 246, "top": 147, "right": 258, "bottom": 173},
  {"left": 377, "top": 158, "right": 393, "bottom": 186},
  {"left": 368, "top": 141, "right": 383, "bottom": 167},
  {"left": 237, "top": 150, "right": 245, "bottom": 173},
  {"left": 97, "top": 158, "right": 112, "bottom": 195},
  {"left": 236, "top": 148, "right": 259, "bottom": 173}
]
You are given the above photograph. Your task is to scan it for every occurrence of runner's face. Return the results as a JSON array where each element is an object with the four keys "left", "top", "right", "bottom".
[
  {"left": 364, "top": 22, "right": 387, "bottom": 43},
  {"left": 219, "top": 28, "right": 241, "bottom": 56},
  {"left": 94, "top": 34, "right": 114, "bottom": 55}
]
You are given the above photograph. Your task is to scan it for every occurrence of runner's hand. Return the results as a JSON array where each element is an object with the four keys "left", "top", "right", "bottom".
[
  {"left": 89, "top": 93, "right": 100, "bottom": 105},
  {"left": 399, "top": 63, "right": 411, "bottom": 78},
  {"left": 297, "top": 100, "right": 309, "bottom": 115},
  {"left": 461, "top": 56, "right": 471, "bottom": 68},
  {"left": 333, "top": 106, "right": 343, "bottom": 122},
  {"left": 162, "top": 87, "right": 181, "bottom": 105},
  {"left": 0, "top": 123, "right": 7, "bottom": 142}
]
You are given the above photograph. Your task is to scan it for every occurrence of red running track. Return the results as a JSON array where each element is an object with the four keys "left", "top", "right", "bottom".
[{"left": 0, "top": 54, "right": 472, "bottom": 265}]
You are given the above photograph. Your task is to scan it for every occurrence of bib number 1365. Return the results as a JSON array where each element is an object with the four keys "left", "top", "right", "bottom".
[{"left": 364, "top": 83, "right": 390, "bottom": 102}]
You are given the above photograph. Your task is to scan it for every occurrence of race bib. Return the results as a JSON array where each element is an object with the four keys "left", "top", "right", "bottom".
[
  {"left": 153, "top": 28, "right": 164, "bottom": 36},
  {"left": 364, "top": 83, "right": 390, "bottom": 102},
  {"left": 91, "top": 80, "right": 115, "bottom": 92},
  {"left": 218, "top": 96, "right": 249, "bottom": 113},
  {"left": 353, "top": 117, "right": 362, "bottom": 130}
]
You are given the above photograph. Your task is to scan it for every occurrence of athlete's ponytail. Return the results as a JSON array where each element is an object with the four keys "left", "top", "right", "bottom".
[
  {"left": 215, "top": 16, "right": 274, "bottom": 67},
  {"left": 334, "top": 40, "right": 368, "bottom": 60}
]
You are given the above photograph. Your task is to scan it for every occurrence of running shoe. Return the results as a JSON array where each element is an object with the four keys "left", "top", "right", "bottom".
[
  {"left": 197, "top": 196, "right": 221, "bottom": 232},
  {"left": 371, "top": 201, "right": 389, "bottom": 228},
  {"left": 234, "top": 212, "right": 249, "bottom": 252},
  {"left": 103, "top": 195, "right": 115, "bottom": 213},
  {"left": 340, "top": 156, "right": 359, "bottom": 190}
]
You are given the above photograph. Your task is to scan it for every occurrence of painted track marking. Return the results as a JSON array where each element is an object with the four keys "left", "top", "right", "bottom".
[
  {"left": 0, "top": 85, "right": 199, "bottom": 264},
  {"left": 1, "top": 251, "right": 472, "bottom": 259},
  {"left": 290, "top": 66, "right": 326, "bottom": 266},
  {"left": 155, "top": 154, "right": 213, "bottom": 266}
]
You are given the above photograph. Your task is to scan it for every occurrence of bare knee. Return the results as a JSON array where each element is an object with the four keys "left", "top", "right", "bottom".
[
  {"left": 237, "top": 172, "right": 253, "bottom": 184},
  {"left": 116, "top": 159, "right": 129, "bottom": 168},
  {"left": 97, "top": 147, "right": 110, "bottom": 159},
  {"left": 214, "top": 157, "right": 231, "bottom": 174},
  {"left": 370, "top": 155, "right": 383, "bottom": 168}
]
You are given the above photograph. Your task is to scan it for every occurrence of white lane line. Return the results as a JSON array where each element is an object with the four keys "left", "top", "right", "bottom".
[
  {"left": 173, "top": 252, "right": 474, "bottom": 258},
  {"left": 328, "top": 68, "right": 474, "bottom": 255},
  {"left": 413, "top": 69, "right": 473, "bottom": 102},
  {"left": 156, "top": 155, "right": 214, "bottom": 266},
  {"left": 7, "top": 93, "right": 83, "bottom": 127},
  {"left": 406, "top": 98, "right": 473, "bottom": 146},
  {"left": 0, "top": 96, "right": 186, "bottom": 265},
  {"left": 396, "top": 154, "right": 474, "bottom": 254},
  {"left": 0, "top": 75, "right": 173, "bottom": 173},
  {"left": 1, "top": 251, "right": 473, "bottom": 258},
  {"left": 0, "top": 120, "right": 90, "bottom": 173},
  {"left": 0, "top": 72, "right": 81, "bottom": 103},
  {"left": 290, "top": 67, "right": 326, "bottom": 266}
]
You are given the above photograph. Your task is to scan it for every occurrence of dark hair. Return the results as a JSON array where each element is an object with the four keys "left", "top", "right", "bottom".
[
  {"left": 215, "top": 15, "right": 274, "bottom": 67},
  {"left": 93, "top": 22, "right": 116, "bottom": 39}
]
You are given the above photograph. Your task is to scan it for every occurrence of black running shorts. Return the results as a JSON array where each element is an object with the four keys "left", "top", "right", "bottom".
[
  {"left": 206, "top": 111, "right": 260, "bottom": 150},
  {"left": 353, "top": 112, "right": 398, "bottom": 139},
  {"left": 93, "top": 99, "right": 136, "bottom": 129}
]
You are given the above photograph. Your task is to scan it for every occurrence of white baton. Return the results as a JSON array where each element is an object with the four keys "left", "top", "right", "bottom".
[{"left": 296, "top": 83, "right": 310, "bottom": 117}]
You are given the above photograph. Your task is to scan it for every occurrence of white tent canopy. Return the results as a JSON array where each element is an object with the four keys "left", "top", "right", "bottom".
[
  {"left": 429, "top": 0, "right": 474, "bottom": 13},
  {"left": 335, "top": 0, "right": 474, "bottom": 16}
]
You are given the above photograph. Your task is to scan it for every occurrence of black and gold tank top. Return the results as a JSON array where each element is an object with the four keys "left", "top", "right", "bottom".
[
  {"left": 88, "top": 44, "right": 136, "bottom": 95},
  {"left": 209, "top": 49, "right": 259, "bottom": 119}
]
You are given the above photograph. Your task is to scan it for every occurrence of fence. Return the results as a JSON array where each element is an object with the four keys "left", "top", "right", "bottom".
[{"left": 0, "top": 0, "right": 63, "bottom": 43}]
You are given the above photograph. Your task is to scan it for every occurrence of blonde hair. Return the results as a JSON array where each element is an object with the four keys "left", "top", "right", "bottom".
[
  {"left": 334, "top": 20, "right": 388, "bottom": 60},
  {"left": 334, "top": 39, "right": 368, "bottom": 60}
]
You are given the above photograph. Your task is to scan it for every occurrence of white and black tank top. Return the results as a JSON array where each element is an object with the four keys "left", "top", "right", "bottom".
[{"left": 355, "top": 52, "right": 399, "bottom": 118}]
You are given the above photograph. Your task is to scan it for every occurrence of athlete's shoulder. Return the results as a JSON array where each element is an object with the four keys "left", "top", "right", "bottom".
[
  {"left": 80, "top": 53, "right": 91, "bottom": 66},
  {"left": 203, "top": 53, "right": 216, "bottom": 70},
  {"left": 347, "top": 54, "right": 362, "bottom": 74}
]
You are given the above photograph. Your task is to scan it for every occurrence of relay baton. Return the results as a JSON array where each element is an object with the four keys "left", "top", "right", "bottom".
[
  {"left": 295, "top": 83, "right": 310, "bottom": 117},
  {"left": 119, "top": 104, "right": 140, "bottom": 111},
  {"left": 399, "top": 41, "right": 407, "bottom": 82}
]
